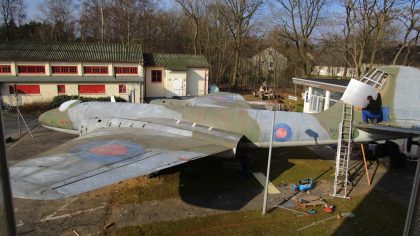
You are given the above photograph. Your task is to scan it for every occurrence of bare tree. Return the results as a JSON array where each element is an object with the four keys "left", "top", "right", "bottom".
[
  {"left": 134, "top": 0, "right": 158, "bottom": 50},
  {"left": 273, "top": 0, "right": 327, "bottom": 76},
  {"left": 111, "top": 0, "right": 143, "bottom": 44},
  {"left": 175, "top": 0, "right": 208, "bottom": 54},
  {"left": 0, "top": 0, "right": 25, "bottom": 40},
  {"left": 40, "top": 0, "right": 78, "bottom": 41},
  {"left": 80, "top": 0, "right": 112, "bottom": 43},
  {"left": 217, "top": 0, "right": 263, "bottom": 87},
  {"left": 342, "top": 0, "right": 397, "bottom": 77},
  {"left": 392, "top": 0, "right": 420, "bottom": 65},
  {"left": 341, "top": 0, "right": 355, "bottom": 77},
  {"left": 367, "top": 0, "right": 397, "bottom": 71},
  {"left": 203, "top": 3, "right": 234, "bottom": 85}
]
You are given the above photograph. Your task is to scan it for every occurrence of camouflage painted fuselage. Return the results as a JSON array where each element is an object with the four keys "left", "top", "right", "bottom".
[
  {"left": 38, "top": 66, "right": 420, "bottom": 148},
  {"left": 31, "top": 100, "right": 370, "bottom": 148}
]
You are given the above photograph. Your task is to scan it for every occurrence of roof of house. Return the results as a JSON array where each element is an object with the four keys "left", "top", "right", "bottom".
[
  {"left": 143, "top": 53, "right": 209, "bottom": 71},
  {"left": 292, "top": 77, "right": 351, "bottom": 93},
  {"left": 0, "top": 41, "right": 143, "bottom": 63}
]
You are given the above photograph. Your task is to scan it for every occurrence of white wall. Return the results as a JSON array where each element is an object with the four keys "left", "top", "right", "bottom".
[
  {"left": 0, "top": 83, "right": 141, "bottom": 105},
  {"left": 145, "top": 66, "right": 167, "bottom": 97},
  {"left": 187, "top": 68, "right": 208, "bottom": 96},
  {"left": 145, "top": 67, "right": 208, "bottom": 98},
  {"left": 166, "top": 71, "right": 187, "bottom": 97}
]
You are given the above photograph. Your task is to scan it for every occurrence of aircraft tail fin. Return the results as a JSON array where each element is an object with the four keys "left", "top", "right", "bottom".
[{"left": 314, "top": 66, "right": 420, "bottom": 136}]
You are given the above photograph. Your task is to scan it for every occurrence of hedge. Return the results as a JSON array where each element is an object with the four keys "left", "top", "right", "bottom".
[{"left": 50, "top": 95, "right": 127, "bottom": 108}]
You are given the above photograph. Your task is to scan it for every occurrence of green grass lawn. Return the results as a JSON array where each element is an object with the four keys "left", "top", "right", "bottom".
[{"left": 113, "top": 191, "right": 406, "bottom": 235}]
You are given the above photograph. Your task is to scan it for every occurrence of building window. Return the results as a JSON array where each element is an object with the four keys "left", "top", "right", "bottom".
[
  {"left": 9, "top": 84, "right": 41, "bottom": 95},
  {"left": 0, "top": 65, "right": 11, "bottom": 73},
  {"left": 310, "top": 95, "right": 325, "bottom": 113},
  {"left": 329, "top": 91, "right": 342, "bottom": 108},
  {"left": 310, "top": 88, "right": 326, "bottom": 113},
  {"left": 83, "top": 66, "right": 108, "bottom": 74},
  {"left": 115, "top": 67, "right": 138, "bottom": 74},
  {"left": 57, "top": 85, "right": 66, "bottom": 94},
  {"left": 151, "top": 70, "right": 162, "bottom": 83},
  {"left": 17, "top": 65, "right": 45, "bottom": 74},
  {"left": 52, "top": 66, "right": 78, "bottom": 74},
  {"left": 78, "top": 84, "right": 105, "bottom": 94},
  {"left": 119, "top": 84, "right": 127, "bottom": 93}
]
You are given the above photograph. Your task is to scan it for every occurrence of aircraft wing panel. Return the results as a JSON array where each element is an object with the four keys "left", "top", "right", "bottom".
[
  {"left": 189, "top": 92, "right": 252, "bottom": 109},
  {"left": 10, "top": 127, "right": 241, "bottom": 200},
  {"left": 355, "top": 123, "right": 420, "bottom": 137}
]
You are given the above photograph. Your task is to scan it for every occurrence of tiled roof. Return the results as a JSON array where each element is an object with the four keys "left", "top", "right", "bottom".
[
  {"left": 143, "top": 53, "right": 209, "bottom": 71},
  {"left": 0, "top": 41, "right": 143, "bottom": 63}
]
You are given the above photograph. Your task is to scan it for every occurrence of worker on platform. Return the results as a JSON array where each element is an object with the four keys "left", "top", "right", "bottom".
[{"left": 362, "top": 93, "right": 382, "bottom": 124}]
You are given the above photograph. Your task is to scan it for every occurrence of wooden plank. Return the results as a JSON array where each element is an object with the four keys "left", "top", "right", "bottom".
[{"left": 252, "top": 172, "right": 281, "bottom": 194}]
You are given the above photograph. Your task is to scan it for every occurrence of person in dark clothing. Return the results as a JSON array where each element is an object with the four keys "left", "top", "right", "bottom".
[{"left": 362, "top": 93, "right": 382, "bottom": 123}]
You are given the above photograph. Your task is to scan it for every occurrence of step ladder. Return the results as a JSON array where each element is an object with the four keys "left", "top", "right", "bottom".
[
  {"left": 331, "top": 103, "right": 354, "bottom": 199},
  {"left": 359, "top": 68, "right": 388, "bottom": 89}
]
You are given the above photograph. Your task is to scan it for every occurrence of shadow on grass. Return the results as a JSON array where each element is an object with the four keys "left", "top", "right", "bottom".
[
  {"left": 332, "top": 161, "right": 416, "bottom": 235},
  {"left": 156, "top": 144, "right": 329, "bottom": 210}
]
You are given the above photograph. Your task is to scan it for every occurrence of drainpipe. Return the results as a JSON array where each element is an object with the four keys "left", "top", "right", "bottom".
[
  {"left": 141, "top": 60, "right": 145, "bottom": 103},
  {"left": 205, "top": 69, "right": 208, "bottom": 94}
]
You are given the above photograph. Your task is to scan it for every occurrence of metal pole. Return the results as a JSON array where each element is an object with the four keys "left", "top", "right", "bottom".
[
  {"left": 263, "top": 110, "right": 276, "bottom": 214},
  {"left": 403, "top": 157, "right": 420, "bottom": 235},
  {"left": 14, "top": 84, "right": 21, "bottom": 135},
  {"left": 0, "top": 112, "right": 17, "bottom": 235},
  {"left": 17, "top": 108, "right": 33, "bottom": 138}
]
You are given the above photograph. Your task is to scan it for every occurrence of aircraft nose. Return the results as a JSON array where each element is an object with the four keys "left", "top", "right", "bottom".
[
  {"left": 38, "top": 108, "right": 74, "bottom": 130},
  {"left": 38, "top": 109, "right": 51, "bottom": 126}
]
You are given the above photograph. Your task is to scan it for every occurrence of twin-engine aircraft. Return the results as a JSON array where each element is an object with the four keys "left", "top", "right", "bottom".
[{"left": 10, "top": 66, "right": 420, "bottom": 200}]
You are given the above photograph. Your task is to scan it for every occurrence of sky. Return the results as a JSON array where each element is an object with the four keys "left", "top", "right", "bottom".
[{"left": 25, "top": 0, "right": 43, "bottom": 20}]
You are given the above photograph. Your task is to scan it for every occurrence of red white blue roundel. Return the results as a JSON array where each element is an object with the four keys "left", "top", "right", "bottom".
[
  {"left": 273, "top": 123, "right": 292, "bottom": 142},
  {"left": 70, "top": 141, "right": 145, "bottom": 164}
]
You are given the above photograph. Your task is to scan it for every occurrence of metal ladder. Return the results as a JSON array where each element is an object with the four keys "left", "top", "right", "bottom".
[
  {"left": 359, "top": 68, "right": 388, "bottom": 89},
  {"left": 332, "top": 103, "right": 353, "bottom": 199},
  {"left": 331, "top": 68, "right": 388, "bottom": 198}
]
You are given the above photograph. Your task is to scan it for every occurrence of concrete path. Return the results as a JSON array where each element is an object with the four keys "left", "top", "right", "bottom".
[{"left": 2, "top": 111, "right": 38, "bottom": 140}]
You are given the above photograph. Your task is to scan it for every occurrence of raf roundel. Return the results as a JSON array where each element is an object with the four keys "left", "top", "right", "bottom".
[
  {"left": 90, "top": 144, "right": 129, "bottom": 156},
  {"left": 70, "top": 141, "right": 145, "bottom": 164},
  {"left": 273, "top": 123, "right": 292, "bottom": 142}
]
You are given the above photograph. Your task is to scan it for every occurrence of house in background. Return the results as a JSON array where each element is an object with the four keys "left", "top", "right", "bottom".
[
  {"left": 292, "top": 77, "right": 350, "bottom": 113},
  {"left": 251, "top": 47, "right": 288, "bottom": 87},
  {"left": 0, "top": 42, "right": 210, "bottom": 105},
  {"left": 143, "top": 53, "right": 209, "bottom": 98}
]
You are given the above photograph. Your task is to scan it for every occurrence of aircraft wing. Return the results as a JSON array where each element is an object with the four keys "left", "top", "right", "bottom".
[
  {"left": 188, "top": 92, "right": 252, "bottom": 109},
  {"left": 10, "top": 126, "right": 242, "bottom": 200},
  {"left": 355, "top": 123, "right": 420, "bottom": 137}
]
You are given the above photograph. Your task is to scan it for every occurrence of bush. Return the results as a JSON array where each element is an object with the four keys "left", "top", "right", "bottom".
[
  {"left": 20, "top": 102, "right": 51, "bottom": 114},
  {"left": 50, "top": 95, "right": 127, "bottom": 108}
]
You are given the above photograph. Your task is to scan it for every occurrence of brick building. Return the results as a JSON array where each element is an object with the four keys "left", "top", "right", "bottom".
[{"left": 0, "top": 42, "right": 209, "bottom": 105}]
